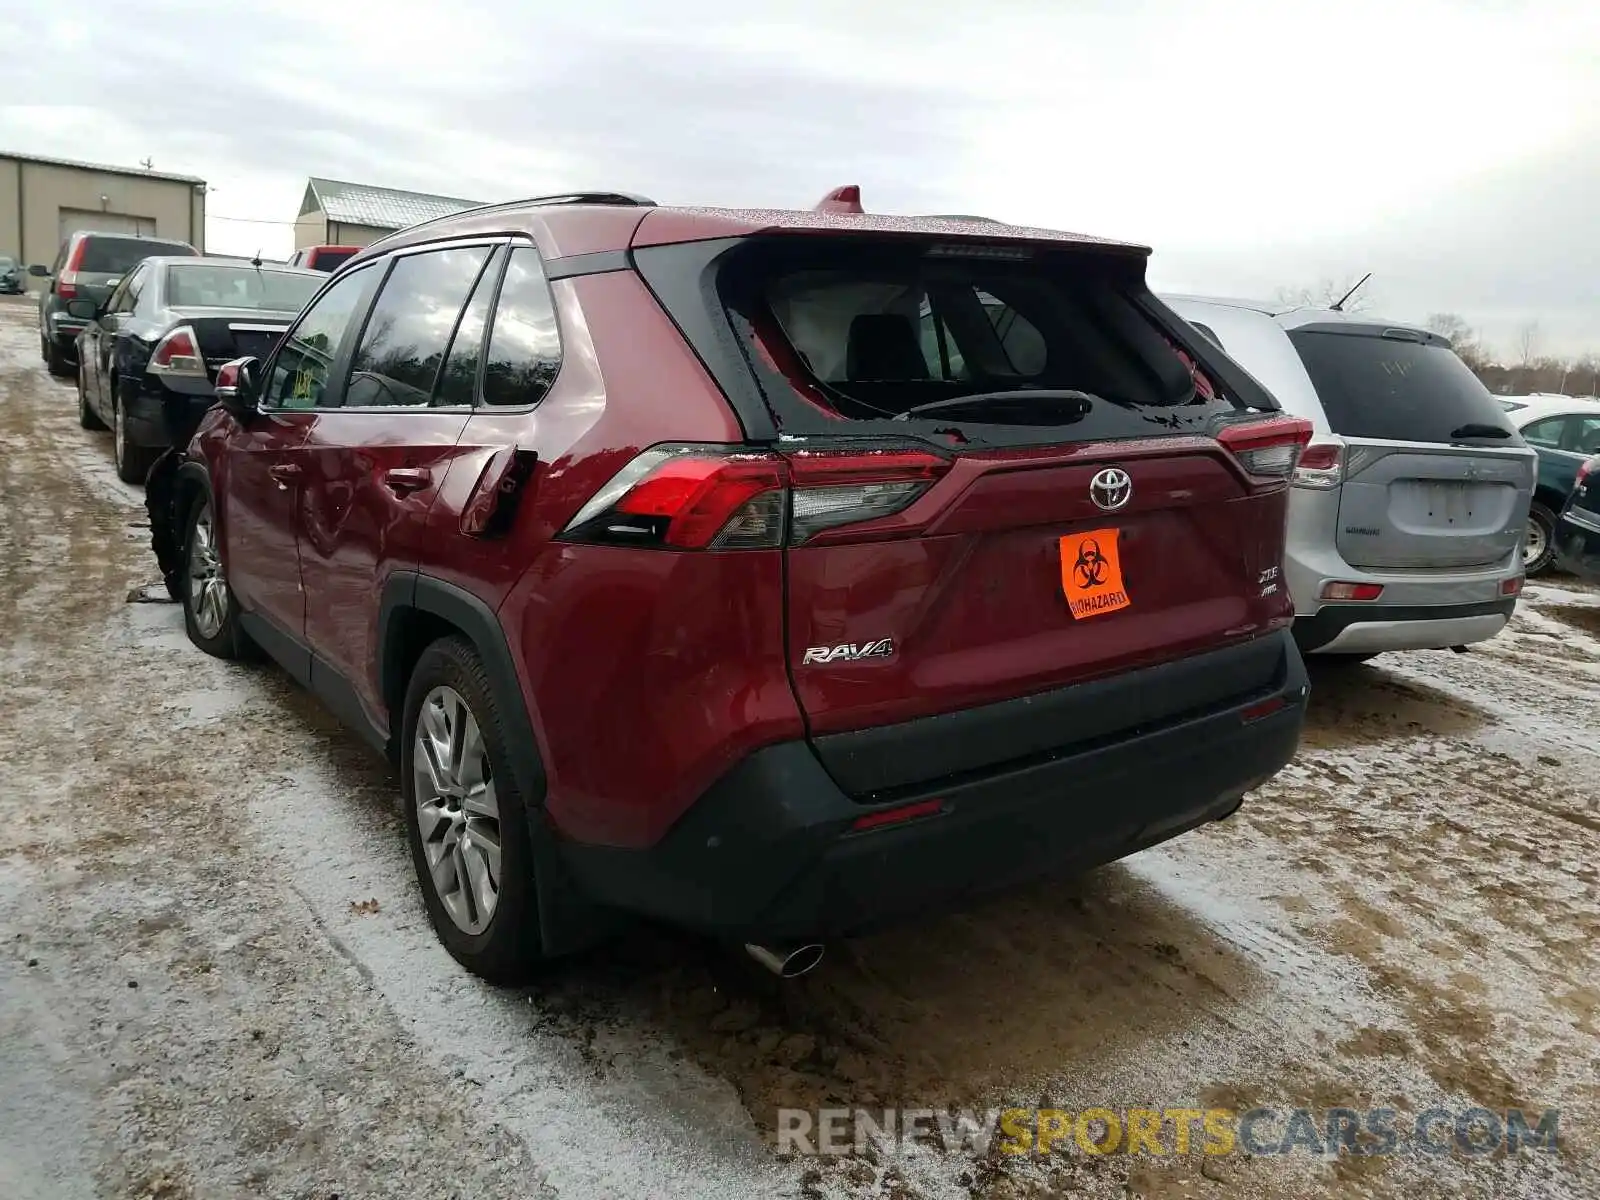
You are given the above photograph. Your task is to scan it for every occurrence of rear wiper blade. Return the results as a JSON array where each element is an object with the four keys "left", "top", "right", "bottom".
[
  {"left": 893, "top": 389, "right": 1098, "bottom": 422},
  {"left": 1450, "top": 423, "right": 1511, "bottom": 440}
]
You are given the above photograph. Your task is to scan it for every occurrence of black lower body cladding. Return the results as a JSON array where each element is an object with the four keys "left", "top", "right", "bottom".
[{"left": 559, "top": 629, "right": 1308, "bottom": 942}]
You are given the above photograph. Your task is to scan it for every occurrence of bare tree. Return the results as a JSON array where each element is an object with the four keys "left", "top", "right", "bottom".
[
  {"left": 1516, "top": 321, "right": 1541, "bottom": 369},
  {"left": 1273, "top": 274, "right": 1377, "bottom": 314},
  {"left": 1574, "top": 353, "right": 1600, "bottom": 399},
  {"left": 1425, "top": 313, "right": 1490, "bottom": 372}
]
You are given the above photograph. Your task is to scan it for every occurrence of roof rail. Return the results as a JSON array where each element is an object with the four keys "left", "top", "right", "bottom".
[
  {"left": 814, "top": 185, "right": 864, "bottom": 214},
  {"left": 359, "top": 191, "right": 658, "bottom": 255},
  {"left": 504, "top": 191, "right": 657, "bottom": 209}
]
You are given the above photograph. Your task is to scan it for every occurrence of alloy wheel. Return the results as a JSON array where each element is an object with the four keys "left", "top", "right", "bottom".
[
  {"left": 413, "top": 685, "right": 501, "bottom": 935},
  {"left": 1523, "top": 516, "right": 1548, "bottom": 569},
  {"left": 187, "top": 503, "right": 228, "bottom": 639}
]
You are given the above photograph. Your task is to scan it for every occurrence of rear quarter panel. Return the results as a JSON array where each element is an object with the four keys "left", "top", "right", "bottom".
[{"left": 415, "top": 266, "right": 801, "bottom": 849}]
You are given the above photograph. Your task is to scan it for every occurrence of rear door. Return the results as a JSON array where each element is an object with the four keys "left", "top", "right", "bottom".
[
  {"left": 292, "top": 240, "right": 498, "bottom": 723},
  {"left": 1287, "top": 324, "right": 1534, "bottom": 570},
  {"left": 88, "top": 264, "right": 148, "bottom": 418}
]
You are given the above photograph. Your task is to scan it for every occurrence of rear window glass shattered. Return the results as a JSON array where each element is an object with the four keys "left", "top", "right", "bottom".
[{"left": 742, "top": 241, "right": 1219, "bottom": 426}]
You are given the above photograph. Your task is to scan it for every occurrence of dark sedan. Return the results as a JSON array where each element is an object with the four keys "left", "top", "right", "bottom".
[
  {"left": 0, "top": 253, "right": 23, "bottom": 294},
  {"left": 72, "top": 257, "right": 323, "bottom": 483}
]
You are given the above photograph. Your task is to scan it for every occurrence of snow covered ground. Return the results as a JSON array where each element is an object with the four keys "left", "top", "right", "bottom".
[{"left": 0, "top": 295, "right": 1593, "bottom": 1199}]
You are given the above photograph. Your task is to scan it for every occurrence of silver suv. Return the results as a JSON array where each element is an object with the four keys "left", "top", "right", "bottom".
[{"left": 1164, "top": 296, "right": 1534, "bottom": 661}]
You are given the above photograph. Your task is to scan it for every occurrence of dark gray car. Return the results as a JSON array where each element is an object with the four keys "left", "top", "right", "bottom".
[
  {"left": 0, "top": 254, "right": 23, "bottom": 295},
  {"left": 33, "top": 230, "right": 197, "bottom": 375}
]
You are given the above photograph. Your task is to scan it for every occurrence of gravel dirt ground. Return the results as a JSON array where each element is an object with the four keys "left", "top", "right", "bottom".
[{"left": 1, "top": 292, "right": 1595, "bottom": 1199}]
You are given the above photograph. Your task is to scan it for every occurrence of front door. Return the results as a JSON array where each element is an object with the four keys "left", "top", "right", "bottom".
[
  {"left": 221, "top": 263, "right": 379, "bottom": 672},
  {"left": 292, "top": 242, "right": 499, "bottom": 726}
]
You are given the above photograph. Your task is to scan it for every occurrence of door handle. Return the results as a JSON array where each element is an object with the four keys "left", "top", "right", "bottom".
[
  {"left": 382, "top": 466, "right": 433, "bottom": 495},
  {"left": 268, "top": 463, "right": 302, "bottom": 488}
]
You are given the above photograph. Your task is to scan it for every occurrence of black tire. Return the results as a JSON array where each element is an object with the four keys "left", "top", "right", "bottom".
[
  {"left": 45, "top": 337, "right": 72, "bottom": 378},
  {"left": 1525, "top": 502, "right": 1557, "bottom": 577},
  {"left": 179, "top": 489, "right": 254, "bottom": 659},
  {"left": 401, "top": 635, "right": 544, "bottom": 984},
  {"left": 77, "top": 364, "right": 106, "bottom": 431},
  {"left": 112, "top": 387, "right": 158, "bottom": 485}
]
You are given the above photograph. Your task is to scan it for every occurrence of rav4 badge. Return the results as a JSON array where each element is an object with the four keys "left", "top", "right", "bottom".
[{"left": 801, "top": 639, "right": 895, "bottom": 665}]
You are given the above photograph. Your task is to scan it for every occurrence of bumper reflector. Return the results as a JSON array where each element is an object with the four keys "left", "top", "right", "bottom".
[
  {"left": 849, "top": 798, "right": 946, "bottom": 833},
  {"left": 1321, "top": 581, "right": 1384, "bottom": 601}
]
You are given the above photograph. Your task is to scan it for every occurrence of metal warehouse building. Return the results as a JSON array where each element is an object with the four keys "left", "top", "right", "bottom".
[
  {"left": 0, "top": 152, "right": 207, "bottom": 289},
  {"left": 294, "top": 177, "right": 485, "bottom": 249}
]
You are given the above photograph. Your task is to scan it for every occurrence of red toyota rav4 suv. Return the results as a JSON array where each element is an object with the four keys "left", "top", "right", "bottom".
[{"left": 148, "top": 188, "right": 1312, "bottom": 982}]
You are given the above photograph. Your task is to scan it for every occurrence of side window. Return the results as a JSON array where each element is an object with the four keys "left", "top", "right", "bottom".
[
  {"left": 1520, "top": 417, "right": 1567, "bottom": 449},
  {"left": 987, "top": 302, "right": 1047, "bottom": 375},
  {"left": 1572, "top": 417, "right": 1600, "bottom": 455},
  {"left": 111, "top": 265, "right": 147, "bottom": 314},
  {"left": 265, "top": 268, "right": 373, "bottom": 410},
  {"left": 342, "top": 245, "right": 491, "bottom": 409},
  {"left": 434, "top": 249, "right": 503, "bottom": 407},
  {"left": 481, "top": 247, "right": 562, "bottom": 406}
]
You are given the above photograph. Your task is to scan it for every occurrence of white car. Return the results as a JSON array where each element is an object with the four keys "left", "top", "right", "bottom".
[{"left": 1499, "top": 395, "right": 1600, "bottom": 574}]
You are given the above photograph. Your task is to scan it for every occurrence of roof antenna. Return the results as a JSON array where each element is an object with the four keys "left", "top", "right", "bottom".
[
  {"left": 251, "top": 248, "right": 263, "bottom": 270},
  {"left": 1330, "top": 271, "right": 1372, "bottom": 312}
]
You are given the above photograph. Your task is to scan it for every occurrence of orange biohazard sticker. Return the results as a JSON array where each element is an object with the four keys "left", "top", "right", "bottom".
[{"left": 1060, "top": 528, "right": 1131, "bottom": 620}]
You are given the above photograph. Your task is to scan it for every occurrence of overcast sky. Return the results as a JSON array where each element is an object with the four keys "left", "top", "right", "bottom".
[{"left": 3, "top": 0, "right": 1595, "bottom": 357}]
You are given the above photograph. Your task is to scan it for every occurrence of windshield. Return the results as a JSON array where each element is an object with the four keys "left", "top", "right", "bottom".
[
  {"left": 78, "top": 237, "right": 195, "bottom": 274},
  {"left": 0, "top": 257, "right": 14, "bottom": 270},
  {"left": 1288, "top": 327, "right": 1517, "bottom": 443},
  {"left": 166, "top": 265, "right": 321, "bottom": 312}
]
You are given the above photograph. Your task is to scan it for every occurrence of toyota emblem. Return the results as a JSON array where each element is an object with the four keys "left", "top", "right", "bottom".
[{"left": 1089, "top": 467, "right": 1132, "bottom": 512}]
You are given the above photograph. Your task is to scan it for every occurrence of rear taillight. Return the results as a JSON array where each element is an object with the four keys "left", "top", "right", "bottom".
[
  {"left": 1321, "top": 581, "right": 1384, "bottom": 601},
  {"left": 149, "top": 326, "right": 206, "bottom": 378},
  {"left": 560, "top": 444, "right": 950, "bottom": 550},
  {"left": 1291, "top": 438, "right": 1344, "bottom": 490},
  {"left": 56, "top": 238, "right": 87, "bottom": 300},
  {"left": 1214, "top": 415, "right": 1314, "bottom": 481},
  {"left": 787, "top": 449, "right": 948, "bottom": 542}
]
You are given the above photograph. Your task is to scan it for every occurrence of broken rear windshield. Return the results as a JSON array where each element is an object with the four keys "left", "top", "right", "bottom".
[{"left": 737, "top": 240, "right": 1213, "bottom": 427}]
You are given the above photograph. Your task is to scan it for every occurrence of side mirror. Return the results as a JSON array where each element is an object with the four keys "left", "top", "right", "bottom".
[
  {"left": 214, "top": 356, "right": 261, "bottom": 422},
  {"left": 28, "top": 264, "right": 48, "bottom": 278},
  {"left": 65, "top": 298, "right": 99, "bottom": 320}
]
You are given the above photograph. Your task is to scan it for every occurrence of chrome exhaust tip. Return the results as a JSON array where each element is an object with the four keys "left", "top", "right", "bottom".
[{"left": 744, "top": 942, "right": 825, "bottom": 978}]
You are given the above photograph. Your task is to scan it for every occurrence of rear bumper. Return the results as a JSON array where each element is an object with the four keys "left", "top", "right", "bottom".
[
  {"left": 558, "top": 629, "right": 1308, "bottom": 942},
  {"left": 1293, "top": 597, "right": 1516, "bottom": 654}
]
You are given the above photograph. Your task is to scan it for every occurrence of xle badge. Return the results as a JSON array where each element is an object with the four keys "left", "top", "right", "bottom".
[{"left": 1060, "top": 528, "right": 1131, "bottom": 620}]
